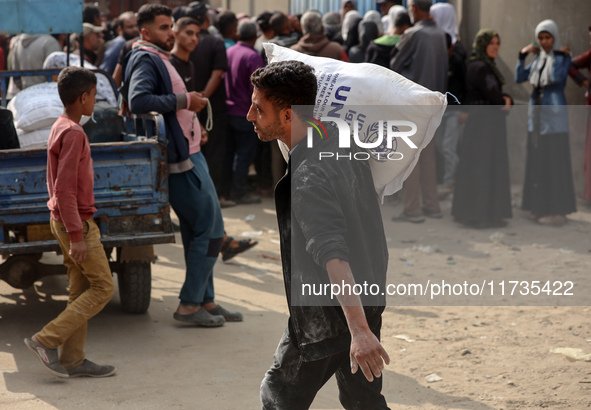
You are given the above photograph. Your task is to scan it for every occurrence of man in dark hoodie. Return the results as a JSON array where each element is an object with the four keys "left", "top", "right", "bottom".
[
  {"left": 291, "top": 10, "right": 349, "bottom": 61},
  {"left": 366, "top": 11, "right": 411, "bottom": 68}
]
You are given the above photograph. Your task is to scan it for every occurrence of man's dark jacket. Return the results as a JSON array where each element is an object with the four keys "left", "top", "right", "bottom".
[
  {"left": 121, "top": 49, "right": 191, "bottom": 170},
  {"left": 275, "top": 124, "right": 388, "bottom": 362}
]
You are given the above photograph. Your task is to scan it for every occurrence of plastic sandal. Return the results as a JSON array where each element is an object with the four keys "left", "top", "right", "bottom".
[{"left": 221, "top": 237, "right": 258, "bottom": 262}]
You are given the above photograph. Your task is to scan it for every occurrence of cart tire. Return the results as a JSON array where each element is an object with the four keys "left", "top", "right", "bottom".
[{"left": 118, "top": 262, "right": 151, "bottom": 314}]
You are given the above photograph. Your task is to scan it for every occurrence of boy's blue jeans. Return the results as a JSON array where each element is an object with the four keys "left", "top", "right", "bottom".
[{"left": 168, "top": 152, "right": 224, "bottom": 306}]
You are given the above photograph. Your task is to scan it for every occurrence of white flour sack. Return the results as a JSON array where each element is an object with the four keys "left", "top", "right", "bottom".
[
  {"left": 7, "top": 82, "right": 63, "bottom": 132},
  {"left": 264, "top": 43, "right": 447, "bottom": 200},
  {"left": 6, "top": 83, "right": 90, "bottom": 134},
  {"left": 16, "top": 127, "right": 52, "bottom": 149}
]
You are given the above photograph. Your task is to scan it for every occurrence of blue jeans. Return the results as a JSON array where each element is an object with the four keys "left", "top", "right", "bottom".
[
  {"left": 168, "top": 152, "right": 224, "bottom": 306},
  {"left": 435, "top": 109, "right": 461, "bottom": 187},
  {"left": 222, "top": 115, "right": 259, "bottom": 198}
]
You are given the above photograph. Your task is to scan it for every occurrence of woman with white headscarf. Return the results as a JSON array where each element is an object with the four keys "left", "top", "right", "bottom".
[
  {"left": 342, "top": 10, "right": 362, "bottom": 53},
  {"left": 430, "top": 2, "right": 458, "bottom": 45},
  {"left": 362, "top": 10, "right": 383, "bottom": 36},
  {"left": 387, "top": 5, "right": 406, "bottom": 35},
  {"left": 516, "top": 19, "right": 578, "bottom": 225}
]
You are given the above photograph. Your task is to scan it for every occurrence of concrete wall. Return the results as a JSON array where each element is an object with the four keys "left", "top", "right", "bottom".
[
  {"left": 453, "top": 0, "right": 591, "bottom": 194},
  {"left": 223, "top": 0, "right": 290, "bottom": 16}
]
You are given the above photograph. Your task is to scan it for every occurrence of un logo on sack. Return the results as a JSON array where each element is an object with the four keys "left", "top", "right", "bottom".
[{"left": 365, "top": 121, "right": 398, "bottom": 162}]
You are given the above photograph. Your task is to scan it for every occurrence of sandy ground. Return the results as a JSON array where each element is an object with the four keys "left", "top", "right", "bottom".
[{"left": 2, "top": 190, "right": 591, "bottom": 410}]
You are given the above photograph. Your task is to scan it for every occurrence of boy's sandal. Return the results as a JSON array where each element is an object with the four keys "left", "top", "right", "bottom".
[{"left": 221, "top": 237, "right": 258, "bottom": 262}]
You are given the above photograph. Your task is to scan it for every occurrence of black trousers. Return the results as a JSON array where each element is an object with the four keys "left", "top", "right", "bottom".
[
  {"left": 200, "top": 110, "right": 228, "bottom": 195},
  {"left": 260, "top": 329, "right": 390, "bottom": 410}
]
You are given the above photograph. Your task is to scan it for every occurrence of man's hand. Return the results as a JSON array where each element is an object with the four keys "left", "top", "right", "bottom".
[
  {"left": 324, "top": 259, "right": 390, "bottom": 382},
  {"left": 200, "top": 128, "right": 209, "bottom": 145},
  {"left": 70, "top": 241, "right": 87, "bottom": 265},
  {"left": 350, "top": 328, "right": 390, "bottom": 382},
  {"left": 188, "top": 91, "right": 207, "bottom": 112}
]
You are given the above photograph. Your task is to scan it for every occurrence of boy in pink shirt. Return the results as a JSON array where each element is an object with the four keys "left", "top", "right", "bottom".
[{"left": 24, "top": 66, "right": 116, "bottom": 378}]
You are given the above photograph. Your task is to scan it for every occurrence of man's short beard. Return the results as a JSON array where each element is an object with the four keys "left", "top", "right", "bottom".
[
  {"left": 256, "top": 115, "right": 284, "bottom": 142},
  {"left": 152, "top": 39, "right": 173, "bottom": 51},
  {"left": 123, "top": 32, "right": 137, "bottom": 41}
]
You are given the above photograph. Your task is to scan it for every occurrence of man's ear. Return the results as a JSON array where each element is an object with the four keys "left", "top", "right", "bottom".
[
  {"left": 283, "top": 107, "right": 292, "bottom": 125},
  {"left": 140, "top": 26, "right": 151, "bottom": 42},
  {"left": 80, "top": 92, "right": 87, "bottom": 105}
]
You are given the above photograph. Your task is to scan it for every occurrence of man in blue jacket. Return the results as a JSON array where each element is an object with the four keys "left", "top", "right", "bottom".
[{"left": 121, "top": 3, "right": 242, "bottom": 327}]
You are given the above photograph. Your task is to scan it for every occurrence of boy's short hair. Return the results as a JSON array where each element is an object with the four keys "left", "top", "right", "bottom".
[
  {"left": 250, "top": 60, "right": 317, "bottom": 117},
  {"left": 137, "top": 3, "right": 172, "bottom": 30},
  {"left": 174, "top": 17, "right": 200, "bottom": 33},
  {"left": 57, "top": 66, "right": 97, "bottom": 106}
]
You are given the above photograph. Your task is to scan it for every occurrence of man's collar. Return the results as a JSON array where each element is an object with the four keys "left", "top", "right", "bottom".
[{"left": 133, "top": 40, "right": 172, "bottom": 57}]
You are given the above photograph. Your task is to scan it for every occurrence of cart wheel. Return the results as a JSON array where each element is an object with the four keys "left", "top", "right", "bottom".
[{"left": 117, "top": 262, "right": 151, "bottom": 314}]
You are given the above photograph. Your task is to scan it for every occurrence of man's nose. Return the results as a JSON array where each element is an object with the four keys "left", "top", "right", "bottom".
[{"left": 246, "top": 105, "right": 255, "bottom": 121}]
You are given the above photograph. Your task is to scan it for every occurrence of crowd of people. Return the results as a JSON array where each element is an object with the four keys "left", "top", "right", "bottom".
[{"left": 2, "top": 0, "right": 591, "bottom": 228}]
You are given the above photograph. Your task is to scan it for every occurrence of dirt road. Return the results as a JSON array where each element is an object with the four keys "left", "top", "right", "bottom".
[{"left": 1, "top": 194, "right": 591, "bottom": 409}]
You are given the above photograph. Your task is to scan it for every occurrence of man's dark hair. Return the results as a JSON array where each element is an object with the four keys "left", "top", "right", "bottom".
[
  {"left": 174, "top": 17, "right": 200, "bottom": 33},
  {"left": 250, "top": 61, "right": 316, "bottom": 116},
  {"left": 394, "top": 12, "right": 411, "bottom": 29},
  {"left": 83, "top": 3, "right": 100, "bottom": 24},
  {"left": 172, "top": 6, "right": 188, "bottom": 22},
  {"left": 57, "top": 66, "right": 97, "bottom": 106},
  {"left": 186, "top": 2, "right": 208, "bottom": 26},
  {"left": 269, "top": 12, "right": 288, "bottom": 36},
  {"left": 137, "top": 4, "right": 172, "bottom": 30},
  {"left": 256, "top": 11, "right": 273, "bottom": 32},
  {"left": 111, "top": 16, "right": 121, "bottom": 33},
  {"left": 217, "top": 11, "right": 237, "bottom": 37},
  {"left": 412, "top": 0, "right": 431, "bottom": 13}
]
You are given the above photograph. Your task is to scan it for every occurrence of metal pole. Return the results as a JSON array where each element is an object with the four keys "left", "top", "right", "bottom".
[
  {"left": 67, "top": 33, "right": 71, "bottom": 66},
  {"left": 80, "top": 33, "right": 85, "bottom": 68}
]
